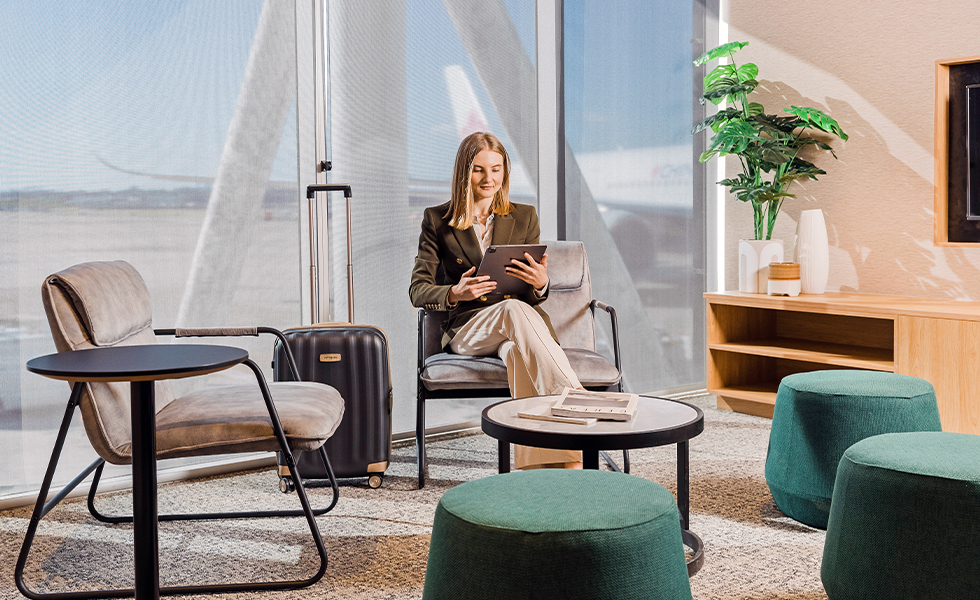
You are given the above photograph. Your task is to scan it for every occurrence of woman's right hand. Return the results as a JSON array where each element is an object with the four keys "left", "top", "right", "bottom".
[{"left": 448, "top": 267, "right": 497, "bottom": 303}]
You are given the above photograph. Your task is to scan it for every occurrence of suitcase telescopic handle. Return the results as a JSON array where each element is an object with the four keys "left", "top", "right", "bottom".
[
  {"left": 306, "top": 184, "right": 355, "bottom": 325},
  {"left": 306, "top": 184, "right": 351, "bottom": 198}
]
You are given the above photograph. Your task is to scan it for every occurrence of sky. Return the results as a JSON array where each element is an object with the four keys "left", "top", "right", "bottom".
[{"left": 0, "top": 0, "right": 277, "bottom": 192}]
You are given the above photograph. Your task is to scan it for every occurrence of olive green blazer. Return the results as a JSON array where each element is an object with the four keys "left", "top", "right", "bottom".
[{"left": 409, "top": 201, "right": 556, "bottom": 350}]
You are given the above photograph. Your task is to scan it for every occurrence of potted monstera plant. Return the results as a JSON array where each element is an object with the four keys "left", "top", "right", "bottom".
[{"left": 692, "top": 41, "right": 848, "bottom": 292}]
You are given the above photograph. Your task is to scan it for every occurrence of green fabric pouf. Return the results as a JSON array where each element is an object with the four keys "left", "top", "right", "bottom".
[
  {"left": 422, "top": 470, "right": 692, "bottom": 600},
  {"left": 764, "top": 370, "right": 941, "bottom": 529},
  {"left": 822, "top": 432, "right": 980, "bottom": 599}
]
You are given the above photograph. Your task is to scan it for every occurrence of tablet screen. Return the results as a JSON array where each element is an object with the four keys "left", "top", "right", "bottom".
[{"left": 475, "top": 244, "right": 547, "bottom": 295}]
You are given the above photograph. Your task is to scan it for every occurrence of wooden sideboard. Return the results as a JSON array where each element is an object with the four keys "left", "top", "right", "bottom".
[{"left": 705, "top": 291, "right": 980, "bottom": 434}]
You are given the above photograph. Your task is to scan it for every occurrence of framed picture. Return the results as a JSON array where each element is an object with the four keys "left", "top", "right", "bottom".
[
  {"left": 935, "top": 56, "right": 980, "bottom": 244},
  {"left": 968, "top": 84, "right": 980, "bottom": 220}
]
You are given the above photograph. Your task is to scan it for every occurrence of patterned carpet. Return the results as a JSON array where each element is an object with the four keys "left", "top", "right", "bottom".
[{"left": 0, "top": 395, "right": 829, "bottom": 599}]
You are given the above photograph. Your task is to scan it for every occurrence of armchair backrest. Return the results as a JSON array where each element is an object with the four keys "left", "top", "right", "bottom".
[
  {"left": 539, "top": 241, "right": 595, "bottom": 352},
  {"left": 41, "top": 260, "right": 175, "bottom": 464},
  {"left": 420, "top": 241, "right": 596, "bottom": 359}
]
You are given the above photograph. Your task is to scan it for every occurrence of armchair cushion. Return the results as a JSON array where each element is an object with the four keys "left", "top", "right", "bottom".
[
  {"left": 132, "top": 382, "right": 344, "bottom": 463},
  {"left": 421, "top": 349, "right": 621, "bottom": 392}
]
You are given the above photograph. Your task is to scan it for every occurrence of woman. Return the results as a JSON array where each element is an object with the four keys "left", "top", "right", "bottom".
[{"left": 410, "top": 131, "right": 583, "bottom": 469}]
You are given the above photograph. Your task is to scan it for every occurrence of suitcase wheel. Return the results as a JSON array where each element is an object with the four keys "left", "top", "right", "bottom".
[
  {"left": 368, "top": 474, "right": 383, "bottom": 489},
  {"left": 279, "top": 476, "right": 296, "bottom": 494}
]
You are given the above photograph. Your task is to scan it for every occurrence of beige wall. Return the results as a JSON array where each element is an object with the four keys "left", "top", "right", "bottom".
[{"left": 723, "top": 1, "right": 980, "bottom": 299}]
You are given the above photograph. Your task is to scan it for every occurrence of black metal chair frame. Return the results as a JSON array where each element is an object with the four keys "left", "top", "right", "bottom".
[
  {"left": 416, "top": 299, "right": 629, "bottom": 488},
  {"left": 16, "top": 327, "right": 339, "bottom": 599}
]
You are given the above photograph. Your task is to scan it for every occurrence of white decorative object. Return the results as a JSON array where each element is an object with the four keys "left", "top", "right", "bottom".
[
  {"left": 738, "top": 239, "right": 784, "bottom": 293},
  {"left": 768, "top": 262, "right": 801, "bottom": 296},
  {"left": 795, "top": 209, "right": 830, "bottom": 294}
]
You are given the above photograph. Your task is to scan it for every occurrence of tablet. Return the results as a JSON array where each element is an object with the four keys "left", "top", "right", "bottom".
[{"left": 475, "top": 244, "right": 547, "bottom": 295}]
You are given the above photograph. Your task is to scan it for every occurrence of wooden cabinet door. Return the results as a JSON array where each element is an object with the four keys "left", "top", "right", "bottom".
[{"left": 896, "top": 316, "right": 980, "bottom": 434}]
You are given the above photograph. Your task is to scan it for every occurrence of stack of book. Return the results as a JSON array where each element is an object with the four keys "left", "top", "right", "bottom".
[{"left": 518, "top": 388, "right": 639, "bottom": 426}]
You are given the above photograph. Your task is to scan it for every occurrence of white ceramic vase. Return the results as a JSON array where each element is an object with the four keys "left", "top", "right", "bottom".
[
  {"left": 738, "top": 239, "right": 784, "bottom": 293},
  {"left": 795, "top": 209, "right": 830, "bottom": 294}
]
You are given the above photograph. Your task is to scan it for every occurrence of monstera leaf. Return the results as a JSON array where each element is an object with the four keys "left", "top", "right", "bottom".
[
  {"left": 691, "top": 108, "right": 742, "bottom": 135},
  {"left": 784, "top": 106, "right": 849, "bottom": 141},
  {"left": 701, "top": 83, "right": 757, "bottom": 105},
  {"left": 700, "top": 121, "right": 761, "bottom": 162},
  {"left": 694, "top": 41, "right": 749, "bottom": 66},
  {"left": 704, "top": 62, "right": 759, "bottom": 90}
]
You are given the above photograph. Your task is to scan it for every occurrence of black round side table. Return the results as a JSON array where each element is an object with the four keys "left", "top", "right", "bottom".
[{"left": 26, "top": 344, "right": 248, "bottom": 600}]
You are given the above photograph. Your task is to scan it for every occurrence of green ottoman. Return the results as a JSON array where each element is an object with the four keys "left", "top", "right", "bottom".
[
  {"left": 822, "top": 432, "right": 980, "bottom": 599},
  {"left": 765, "top": 370, "right": 941, "bottom": 529},
  {"left": 422, "top": 470, "right": 692, "bottom": 600}
]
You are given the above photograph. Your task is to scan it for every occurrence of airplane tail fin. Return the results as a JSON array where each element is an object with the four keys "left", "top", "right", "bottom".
[{"left": 444, "top": 65, "right": 489, "bottom": 140}]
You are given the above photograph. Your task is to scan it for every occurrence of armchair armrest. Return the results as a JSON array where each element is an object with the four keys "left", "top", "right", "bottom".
[
  {"left": 171, "top": 327, "right": 258, "bottom": 337},
  {"left": 589, "top": 300, "right": 621, "bottom": 373},
  {"left": 154, "top": 326, "right": 301, "bottom": 382}
]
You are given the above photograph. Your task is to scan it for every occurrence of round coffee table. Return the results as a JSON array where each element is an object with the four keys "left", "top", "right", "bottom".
[{"left": 481, "top": 394, "right": 705, "bottom": 575}]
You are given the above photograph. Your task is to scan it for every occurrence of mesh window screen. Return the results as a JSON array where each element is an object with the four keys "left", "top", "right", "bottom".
[
  {"left": 564, "top": 0, "right": 705, "bottom": 394},
  {"left": 0, "top": 0, "right": 306, "bottom": 498},
  {"left": 324, "top": 0, "right": 537, "bottom": 432}
]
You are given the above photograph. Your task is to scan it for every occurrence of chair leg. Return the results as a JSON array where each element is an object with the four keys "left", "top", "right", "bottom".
[
  {"left": 15, "top": 383, "right": 84, "bottom": 600},
  {"left": 87, "top": 363, "right": 340, "bottom": 523},
  {"left": 416, "top": 388, "right": 426, "bottom": 489},
  {"left": 86, "top": 444, "right": 340, "bottom": 524}
]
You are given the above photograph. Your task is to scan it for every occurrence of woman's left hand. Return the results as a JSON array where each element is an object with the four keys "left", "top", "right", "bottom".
[{"left": 506, "top": 252, "right": 549, "bottom": 291}]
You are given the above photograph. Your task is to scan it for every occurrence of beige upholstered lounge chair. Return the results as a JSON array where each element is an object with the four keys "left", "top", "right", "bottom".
[
  {"left": 16, "top": 260, "right": 345, "bottom": 597},
  {"left": 416, "top": 241, "right": 627, "bottom": 488}
]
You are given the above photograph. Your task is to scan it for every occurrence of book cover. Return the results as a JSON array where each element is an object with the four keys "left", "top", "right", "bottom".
[
  {"left": 551, "top": 387, "right": 638, "bottom": 421},
  {"left": 517, "top": 402, "right": 597, "bottom": 426}
]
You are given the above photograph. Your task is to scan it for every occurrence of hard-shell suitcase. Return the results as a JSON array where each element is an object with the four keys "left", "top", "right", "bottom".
[{"left": 274, "top": 184, "right": 393, "bottom": 489}]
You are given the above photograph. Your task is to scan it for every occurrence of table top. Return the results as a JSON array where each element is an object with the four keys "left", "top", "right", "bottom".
[
  {"left": 26, "top": 344, "right": 248, "bottom": 382},
  {"left": 482, "top": 395, "right": 704, "bottom": 451}
]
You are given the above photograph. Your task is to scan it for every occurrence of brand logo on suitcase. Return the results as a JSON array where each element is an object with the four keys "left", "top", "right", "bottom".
[{"left": 319, "top": 353, "right": 342, "bottom": 362}]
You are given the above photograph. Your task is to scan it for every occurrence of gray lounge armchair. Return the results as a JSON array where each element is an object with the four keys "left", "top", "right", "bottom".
[
  {"left": 416, "top": 241, "right": 626, "bottom": 488},
  {"left": 16, "top": 260, "right": 345, "bottom": 598}
]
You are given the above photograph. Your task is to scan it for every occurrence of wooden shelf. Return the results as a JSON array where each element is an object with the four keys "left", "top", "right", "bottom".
[
  {"left": 705, "top": 291, "right": 980, "bottom": 434},
  {"left": 710, "top": 383, "right": 779, "bottom": 419},
  {"left": 709, "top": 382, "right": 778, "bottom": 405},
  {"left": 708, "top": 338, "right": 894, "bottom": 372}
]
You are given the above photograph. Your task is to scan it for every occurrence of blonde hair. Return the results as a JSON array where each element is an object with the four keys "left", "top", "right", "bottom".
[{"left": 445, "top": 132, "right": 514, "bottom": 229}]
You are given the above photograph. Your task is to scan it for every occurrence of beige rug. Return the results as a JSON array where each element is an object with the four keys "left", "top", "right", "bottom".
[{"left": 0, "top": 395, "right": 828, "bottom": 599}]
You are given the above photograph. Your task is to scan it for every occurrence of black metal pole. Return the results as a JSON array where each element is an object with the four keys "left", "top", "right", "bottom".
[
  {"left": 677, "top": 440, "right": 690, "bottom": 530},
  {"left": 498, "top": 440, "right": 510, "bottom": 473},
  {"left": 130, "top": 380, "right": 159, "bottom": 600},
  {"left": 583, "top": 449, "right": 599, "bottom": 470}
]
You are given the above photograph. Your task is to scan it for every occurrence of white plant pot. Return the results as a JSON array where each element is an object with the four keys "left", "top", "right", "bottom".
[
  {"left": 738, "top": 239, "right": 784, "bottom": 293},
  {"left": 795, "top": 209, "right": 830, "bottom": 294}
]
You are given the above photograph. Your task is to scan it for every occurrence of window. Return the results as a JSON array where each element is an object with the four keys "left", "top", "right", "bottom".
[
  {"left": 563, "top": 0, "right": 705, "bottom": 394},
  {"left": 322, "top": 0, "right": 538, "bottom": 431},
  {"left": 0, "top": 0, "right": 309, "bottom": 499}
]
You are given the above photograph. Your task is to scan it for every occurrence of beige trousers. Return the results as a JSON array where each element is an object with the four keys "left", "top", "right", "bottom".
[{"left": 449, "top": 299, "right": 582, "bottom": 468}]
